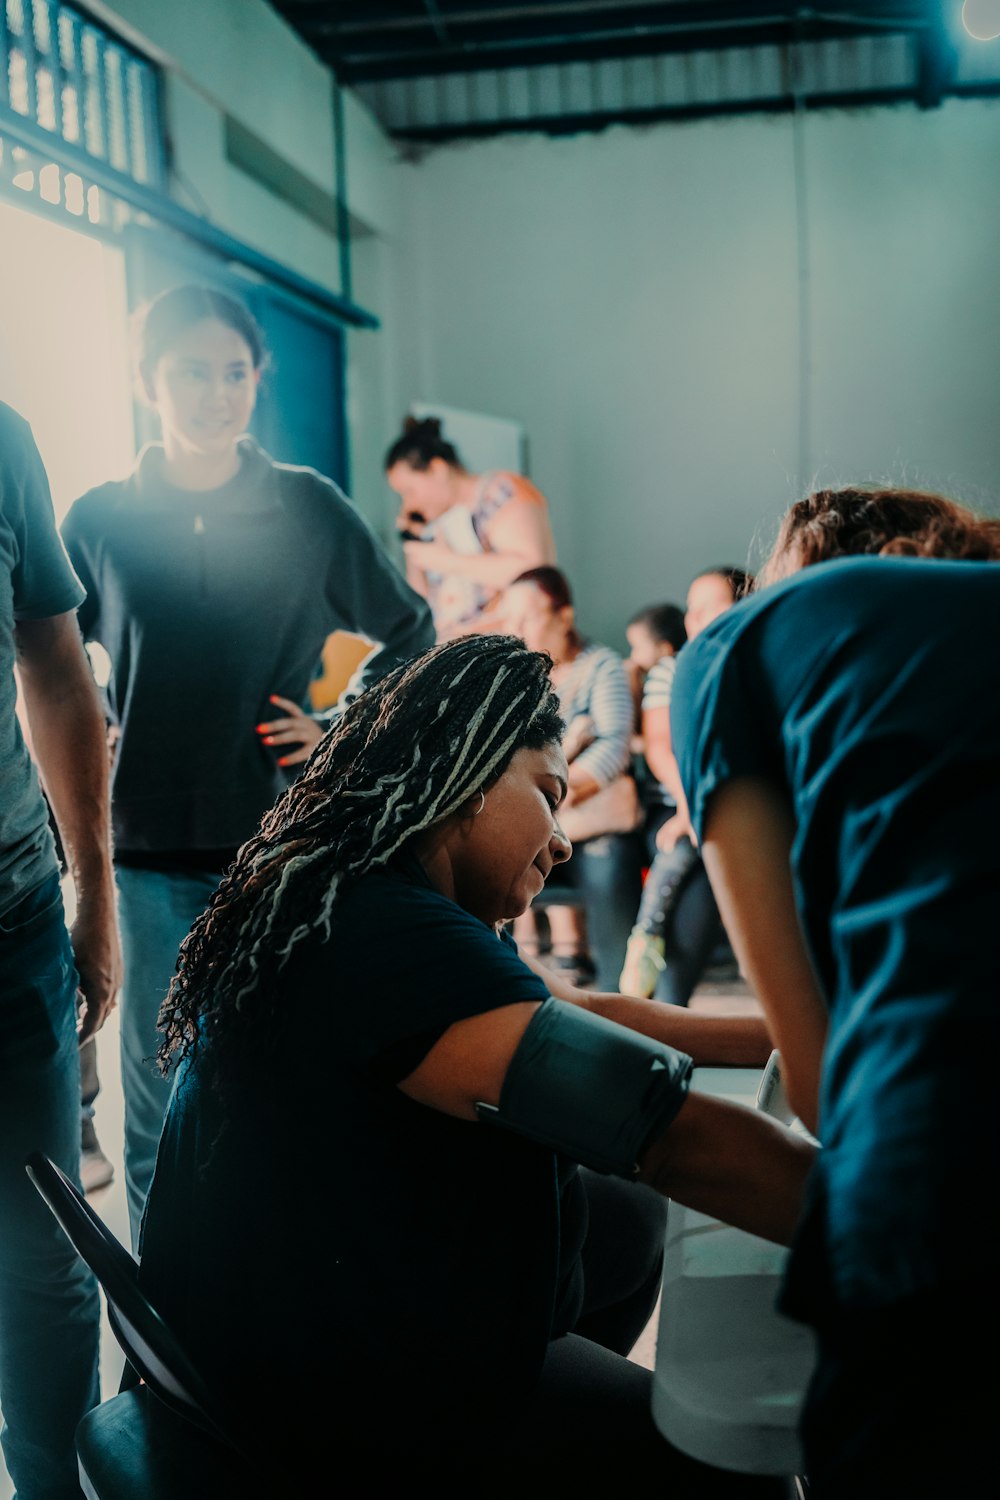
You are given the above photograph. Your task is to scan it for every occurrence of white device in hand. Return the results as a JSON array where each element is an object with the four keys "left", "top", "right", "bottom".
[{"left": 755, "top": 1049, "right": 796, "bottom": 1125}]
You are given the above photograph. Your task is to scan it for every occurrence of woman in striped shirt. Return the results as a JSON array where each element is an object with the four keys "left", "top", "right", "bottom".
[{"left": 502, "top": 566, "right": 641, "bottom": 990}]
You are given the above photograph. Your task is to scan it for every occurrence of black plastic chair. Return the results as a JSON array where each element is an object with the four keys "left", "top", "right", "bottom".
[{"left": 24, "top": 1151, "right": 264, "bottom": 1500}]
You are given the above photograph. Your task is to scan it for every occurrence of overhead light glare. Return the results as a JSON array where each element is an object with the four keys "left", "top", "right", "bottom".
[{"left": 963, "top": 0, "right": 1000, "bottom": 41}]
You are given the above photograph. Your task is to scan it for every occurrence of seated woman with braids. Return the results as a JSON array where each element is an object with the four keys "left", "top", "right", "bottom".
[{"left": 139, "top": 633, "right": 812, "bottom": 1491}]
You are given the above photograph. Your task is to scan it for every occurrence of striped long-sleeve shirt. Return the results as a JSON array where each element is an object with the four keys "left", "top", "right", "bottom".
[
  {"left": 640, "top": 653, "right": 677, "bottom": 714},
  {"left": 555, "top": 642, "right": 633, "bottom": 788}
]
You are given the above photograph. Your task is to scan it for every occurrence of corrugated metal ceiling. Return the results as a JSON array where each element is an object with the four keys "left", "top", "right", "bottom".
[{"left": 266, "top": 3, "right": 1000, "bottom": 139}]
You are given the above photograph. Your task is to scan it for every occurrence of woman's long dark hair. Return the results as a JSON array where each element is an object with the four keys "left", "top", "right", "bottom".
[{"left": 157, "top": 634, "right": 563, "bottom": 1083}]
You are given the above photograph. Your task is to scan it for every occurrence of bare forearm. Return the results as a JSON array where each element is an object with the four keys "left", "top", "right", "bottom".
[
  {"left": 642, "top": 709, "right": 683, "bottom": 799},
  {"left": 404, "top": 560, "right": 429, "bottom": 598},
  {"left": 650, "top": 751, "right": 684, "bottom": 805},
  {"left": 638, "top": 1091, "right": 816, "bottom": 1246},
  {"left": 521, "top": 952, "right": 772, "bottom": 1066},
  {"left": 580, "top": 992, "right": 772, "bottom": 1066},
  {"left": 438, "top": 547, "right": 544, "bottom": 590},
  {"left": 701, "top": 780, "right": 828, "bottom": 1134},
  {"left": 21, "top": 663, "right": 113, "bottom": 890},
  {"left": 565, "top": 765, "right": 601, "bottom": 804},
  {"left": 17, "top": 612, "right": 121, "bottom": 1037},
  {"left": 643, "top": 740, "right": 672, "bottom": 789}
]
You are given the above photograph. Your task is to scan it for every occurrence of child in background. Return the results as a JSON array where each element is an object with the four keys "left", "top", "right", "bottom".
[
  {"left": 620, "top": 569, "right": 750, "bottom": 1002},
  {"left": 624, "top": 601, "right": 687, "bottom": 862}
]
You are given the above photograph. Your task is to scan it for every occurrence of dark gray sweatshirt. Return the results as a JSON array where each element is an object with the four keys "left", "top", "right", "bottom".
[{"left": 61, "top": 439, "right": 434, "bottom": 857}]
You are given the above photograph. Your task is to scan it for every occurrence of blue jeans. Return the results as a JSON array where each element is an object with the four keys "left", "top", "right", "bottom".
[
  {"left": 116, "top": 867, "right": 221, "bottom": 1249},
  {"left": 540, "top": 832, "right": 643, "bottom": 991},
  {"left": 0, "top": 872, "right": 100, "bottom": 1500}
]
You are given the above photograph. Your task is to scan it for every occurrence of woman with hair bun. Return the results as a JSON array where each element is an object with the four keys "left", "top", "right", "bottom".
[
  {"left": 61, "top": 283, "right": 434, "bottom": 1242},
  {"left": 671, "top": 485, "right": 1000, "bottom": 1497},
  {"left": 385, "top": 414, "right": 557, "bottom": 640},
  {"left": 500, "top": 564, "right": 639, "bottom": 991}
]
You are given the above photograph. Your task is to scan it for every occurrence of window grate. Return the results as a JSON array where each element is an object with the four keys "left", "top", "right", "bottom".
[{"left": 0, "top": 0, "right": 163, "bottom": 225}]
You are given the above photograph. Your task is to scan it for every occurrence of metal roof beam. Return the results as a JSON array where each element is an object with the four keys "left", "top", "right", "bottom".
[{"left": 331, "top": 16, "right": 926, "bottom": 84}]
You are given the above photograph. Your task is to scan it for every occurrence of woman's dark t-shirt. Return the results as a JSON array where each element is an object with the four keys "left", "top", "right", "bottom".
[{"left": 138, "top": 855, "right": 569, "bottom": 1462}]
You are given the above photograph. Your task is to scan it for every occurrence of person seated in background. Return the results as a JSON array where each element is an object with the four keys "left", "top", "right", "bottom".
[
  {"left": 671, "top": 487, "right": 1000, "bottom": 1499},
  {"left": 624, "top": 600, "right": 687, "bottom": 744},
  {"left": 385, "top": 414, "right": 556, "bottom": 640},
  {"left": 500, "top": 565, "right": 640, "bottom": 990},
  {"left": 619, "top": 567, "right": 750, "bottom": 1002},
  {"left": 140, "top": 632, "right": 811, "bottom": 1492},
  {"left": 623, "top": 600, "right": 687, "bottom": 859}
]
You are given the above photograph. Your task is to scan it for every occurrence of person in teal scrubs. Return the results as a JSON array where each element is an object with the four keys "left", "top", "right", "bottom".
[{"left": 671, "top": 486, "right": 1000, "bottom": 1498}]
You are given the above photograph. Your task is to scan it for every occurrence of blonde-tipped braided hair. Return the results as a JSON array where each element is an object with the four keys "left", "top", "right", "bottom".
[{"left": 157, "top": 633, "right": 563, "bottom": 1083}]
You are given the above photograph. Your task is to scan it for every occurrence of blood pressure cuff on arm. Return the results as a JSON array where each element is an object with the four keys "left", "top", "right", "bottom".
[{"left": 476, "top": 999, "right": 693, "bottom": 1178}]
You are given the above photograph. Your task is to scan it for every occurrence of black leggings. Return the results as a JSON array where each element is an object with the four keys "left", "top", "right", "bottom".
[
  {"left": 636, "top": 840, "right": 734, "bottom": 1006},
  {"left": 802, "top": 1274, "right": 999, "bottom": 1498},
  {"left": 361, "top": 1171, "right": 790, "bottom": 1493},
  {"left": 540, "top": 832, "right": 643, "bottom": 991}
]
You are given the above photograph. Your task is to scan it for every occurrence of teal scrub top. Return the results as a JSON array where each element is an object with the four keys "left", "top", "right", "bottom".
[{"left": 671, "top": 556, "right": 1000, "bottom": 1316}]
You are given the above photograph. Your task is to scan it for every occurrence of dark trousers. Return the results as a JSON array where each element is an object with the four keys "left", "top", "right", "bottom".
[
  {"left": 802, "top": 1275, "right": 998, "bottom": 1498},
  {"left": 636, "top": 840, "right": 734, "bottom": 1006},
  {"left": 0, "top": 873, "right": 100, "bottom": 1498},
  {"left": 541, "top": 831, "right": 643, "bottom": 991},
  {"left": 443, "top": 1170, "right": 789, "bottom": 1493}
]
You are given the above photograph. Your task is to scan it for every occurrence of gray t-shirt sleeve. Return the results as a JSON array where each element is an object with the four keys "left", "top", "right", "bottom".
[
  {"left": 5, "top": 410, "right": 85, "bottom": 619},
  {"left": 0, "top": 404, "right": 85, "bottom": 913}
]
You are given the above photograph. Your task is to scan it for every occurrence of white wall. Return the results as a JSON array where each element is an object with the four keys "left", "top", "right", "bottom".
[
  {"left": 90, "top": 0, "right": 339, "bottom": 275},
  {"left": 71, "top": 8, "right": 1000, "bottom": 621},
  {"left": 391, "top": 100, "right": 1000, "bottom": 648}
]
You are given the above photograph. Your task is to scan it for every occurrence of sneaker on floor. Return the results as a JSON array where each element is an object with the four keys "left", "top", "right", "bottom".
[
  {"left": 619, "top": 930, "right": 666, "bottom": 998},
  {"left": 80, "top": 1118, "right": 115, "bottom": 1194}
]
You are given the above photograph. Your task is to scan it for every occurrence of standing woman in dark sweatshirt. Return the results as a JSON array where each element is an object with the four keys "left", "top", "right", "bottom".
[{"left": 61, "top": 284, "right": 435, "bottom": 1244}]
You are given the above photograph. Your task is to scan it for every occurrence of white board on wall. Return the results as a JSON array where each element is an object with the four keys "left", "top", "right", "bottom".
[{"left": 409, "top": 400, "right": 527, "bottom": 475}]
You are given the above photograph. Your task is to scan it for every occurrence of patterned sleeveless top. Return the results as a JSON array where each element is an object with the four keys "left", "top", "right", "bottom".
[{"left": 424, "top": 471, "right": 522, "bottom": 635}]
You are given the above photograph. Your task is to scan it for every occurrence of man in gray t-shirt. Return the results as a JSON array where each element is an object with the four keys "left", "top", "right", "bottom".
[{"left": 0, "top": 401, "right": 121, "bottom": 1498}]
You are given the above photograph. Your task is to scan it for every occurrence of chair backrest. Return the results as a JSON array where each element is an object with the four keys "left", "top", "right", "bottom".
[{"left": 25, "top": 1151, "right": 242, "bottom": 1458}]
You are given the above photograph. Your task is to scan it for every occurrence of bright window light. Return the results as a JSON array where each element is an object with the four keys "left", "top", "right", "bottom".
[
  {"left": 0, "top": 195, "right": 135, "bottom": 524},
  {"left": 963, "top": 0, "right": 1000, "bottom": 41}
]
